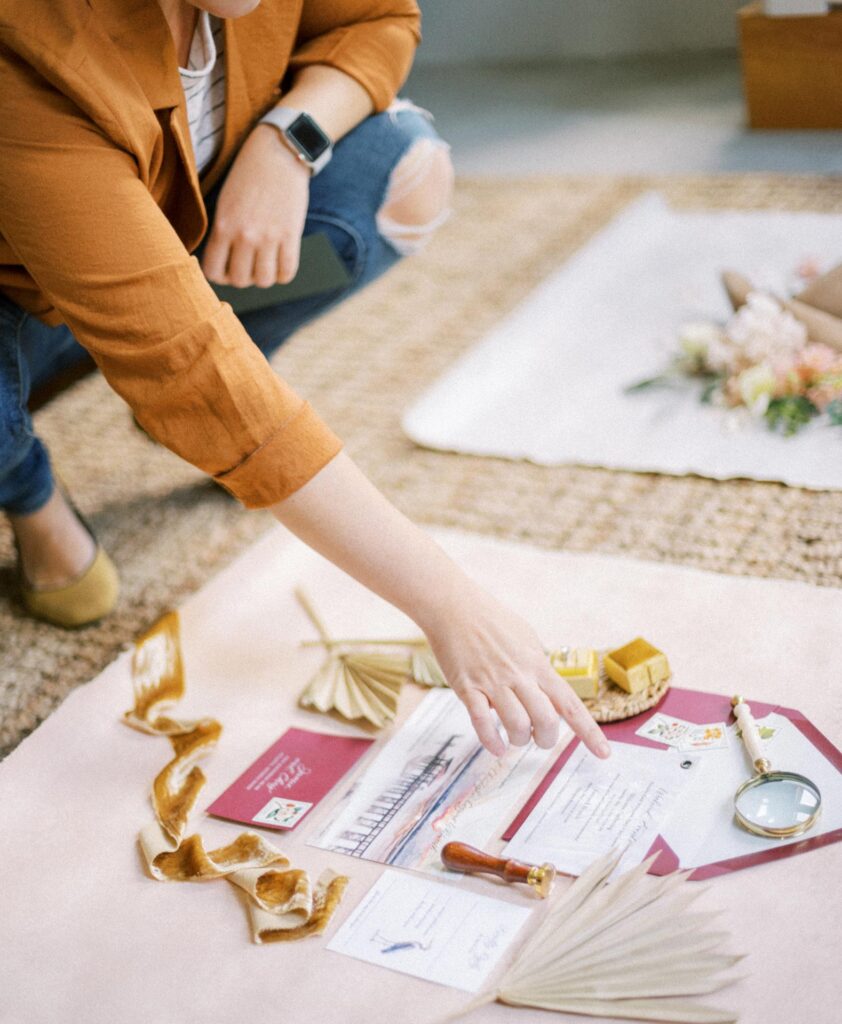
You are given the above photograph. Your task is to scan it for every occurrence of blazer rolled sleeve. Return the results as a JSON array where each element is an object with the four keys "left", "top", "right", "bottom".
[
  {"left": 0, "top": 55, "right": 342, "bottom": 508},
  {"left": 288, "top": 0, "right": 421, "bottom": 111}
]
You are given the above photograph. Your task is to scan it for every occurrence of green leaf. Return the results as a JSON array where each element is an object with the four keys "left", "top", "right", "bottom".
[
  {"left": 765, "top": 396, "right": 819, "bottom": 437},
  {"left": 699, "top": 377, "right": 722, "bottom": 404},
  {"left": 826, "top": 399, "right": 842, "bottom": 426},
  {"left": 624, "top": 374, "right": 679, "bottom": 394}
]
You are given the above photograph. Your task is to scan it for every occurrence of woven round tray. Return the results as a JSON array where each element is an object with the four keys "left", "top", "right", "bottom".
[{"left": 581, "top": 651, "right": 670, "bottom": 724}]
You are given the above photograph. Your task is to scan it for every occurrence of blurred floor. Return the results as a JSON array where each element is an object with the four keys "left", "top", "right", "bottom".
[{"left": 406, "top": 52, "right": 842, "bottom": 176}]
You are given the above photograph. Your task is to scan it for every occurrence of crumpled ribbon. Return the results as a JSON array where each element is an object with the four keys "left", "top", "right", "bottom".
[{"left": 124, "top": 611, "right": 349, "bottom": 943}]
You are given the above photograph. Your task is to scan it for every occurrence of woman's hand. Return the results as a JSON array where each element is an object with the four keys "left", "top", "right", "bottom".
[
  {"left": 420, "top": 583, "right": 610, "bottom": 759},
  {"left": 200, "top": 63, "right": 376, "bottom": 288},
  {"left": 273, "top": 454, "right": 611, "bottom": 762},
  {"left": 201, "top": 125, "right": 310, "bottom": 288}
]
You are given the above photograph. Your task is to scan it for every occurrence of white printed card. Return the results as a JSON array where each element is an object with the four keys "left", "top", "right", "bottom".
[{"left": 327, "top": 870, "right": 531, "bottom": 992}]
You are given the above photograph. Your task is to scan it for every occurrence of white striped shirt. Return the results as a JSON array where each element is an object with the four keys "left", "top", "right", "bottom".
[{"left": 178, "top": 12, "right": 226, "bottom": 175}]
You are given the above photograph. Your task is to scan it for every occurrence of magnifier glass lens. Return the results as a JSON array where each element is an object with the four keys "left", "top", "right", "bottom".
[{"left": 736, "top": 775, "right": 820, "bottom": 832}]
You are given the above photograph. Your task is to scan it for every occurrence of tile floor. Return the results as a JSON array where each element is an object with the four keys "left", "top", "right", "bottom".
[{"left": 406, "top": 53, "right": 842, "bottom": 176}]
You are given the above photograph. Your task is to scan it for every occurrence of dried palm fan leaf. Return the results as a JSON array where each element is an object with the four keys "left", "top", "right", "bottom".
[
  {"left": 298, "top": 651, "right": 407, "bottom": 728},
  {"left": 296, "top": 588, "right": 421, "bottom": 728},
  {"left": 410, "top": 645, "right": 448, "bottom": 687},
  {"left": 455, "top": 851, "right": 742, "bottom": 1024},
  {"left": 295, "top": 588, "right": 449, "bottom": 715}
]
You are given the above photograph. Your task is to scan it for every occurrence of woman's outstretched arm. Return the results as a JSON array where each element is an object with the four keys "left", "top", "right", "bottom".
[{"left": 272, "top": 452, "right": 611, "bottom": 760}]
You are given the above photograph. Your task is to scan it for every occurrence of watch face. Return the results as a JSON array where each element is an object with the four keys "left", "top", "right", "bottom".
[{"left": 289, "top": 113, "right": 330, "bottom": 161}]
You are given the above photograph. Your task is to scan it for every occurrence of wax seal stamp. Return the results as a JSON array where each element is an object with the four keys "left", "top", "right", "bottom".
[{"left": 441, "top": 841, "right": 556, "bottom": 898}]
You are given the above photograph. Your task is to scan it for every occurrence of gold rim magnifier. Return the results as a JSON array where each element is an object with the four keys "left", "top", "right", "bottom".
[{"left": 731, "top": 695, "right": 822, "bottom": 840}]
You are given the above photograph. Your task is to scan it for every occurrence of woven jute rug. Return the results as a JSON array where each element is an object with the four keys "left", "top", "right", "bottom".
[{"left": 2, "top": 174, "right": 842, "bottom": 759}]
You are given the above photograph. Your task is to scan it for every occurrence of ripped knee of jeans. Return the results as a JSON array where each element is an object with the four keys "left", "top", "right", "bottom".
[{"left": 376, "top": 137, "right": 455, "bottom": 257}]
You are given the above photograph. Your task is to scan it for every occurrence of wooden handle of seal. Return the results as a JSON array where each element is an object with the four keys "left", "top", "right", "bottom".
[{"left": 441, "top": 841, "right": 532, "bottom": 885}]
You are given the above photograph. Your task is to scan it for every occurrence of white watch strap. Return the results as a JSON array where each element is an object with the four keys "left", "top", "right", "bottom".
[
  {"left": 262, "top": 106, "right": 299, "bottom": 132},
  {"left": 258, "top": 106, "right": 333, "bottom": 175}
]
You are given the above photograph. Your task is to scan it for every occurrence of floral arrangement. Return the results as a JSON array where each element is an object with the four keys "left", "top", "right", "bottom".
[{"left": 629, "top": 291, "right": 842, "bottom": 436}]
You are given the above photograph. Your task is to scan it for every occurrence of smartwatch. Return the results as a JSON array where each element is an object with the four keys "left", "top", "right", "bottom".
[{"left": 258, "top": 107, "right": 333, "bottom": 175}]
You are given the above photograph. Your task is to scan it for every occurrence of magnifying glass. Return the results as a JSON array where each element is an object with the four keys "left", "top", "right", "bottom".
[{"left": 731, "top": 695, "right": 821, "bottom": 839}]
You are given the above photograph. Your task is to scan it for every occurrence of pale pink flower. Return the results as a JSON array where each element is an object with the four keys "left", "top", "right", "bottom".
[
  {"left": 704, "top": 331, "right": 740, "bottom": 374},
  {"left": 773, "top": 360, "right": 801, "bottom": 396},
  {"left": 795, "top": 256, "right": 822, "bottom": 282},
  {"left": 724, "top": 292, "right": 807, "bottom": 369},
  {"left": 667, "top": 287, "right": 842, "bottom": 431},
  {"left": 806, "top": 368, "right": 842, "bottom": 411},
  {"left": 798, "top": 343, "right": 837, "bottom": 376}
]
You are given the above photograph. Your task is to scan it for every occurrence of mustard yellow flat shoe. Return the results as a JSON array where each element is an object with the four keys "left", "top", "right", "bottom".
[{"left": 21, "top": 545, "right": 120, "bottom": 628}]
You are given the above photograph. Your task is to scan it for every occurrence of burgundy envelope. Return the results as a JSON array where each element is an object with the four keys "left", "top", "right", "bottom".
[
  {"left": 503, "top": 687, "right": 842, "bottom": 880},
  {"left": 207, "top": 727, "right": 373, "bottom": 832}
]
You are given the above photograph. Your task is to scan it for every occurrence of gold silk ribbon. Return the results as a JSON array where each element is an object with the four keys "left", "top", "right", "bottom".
[{"left": 124, "top": 611, "right": 349, "bottom": 943}]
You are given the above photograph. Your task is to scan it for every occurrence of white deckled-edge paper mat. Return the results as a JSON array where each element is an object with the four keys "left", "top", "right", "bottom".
[
  {"left": 1, "top": 525, "right": 840, "bottom": 1024},
  {"left": 403, "top": 193, "right": 842, "bottom": 490}
]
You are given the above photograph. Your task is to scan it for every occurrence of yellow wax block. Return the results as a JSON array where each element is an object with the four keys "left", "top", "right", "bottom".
[
  {"left": 549, "top": 648, "right": 599, "bottom": 699},
  {"left": 565, "top": 674, "right": 600, "bottom": 699},
  {"left": 604, "top": 637, "right": 670, "bottom": 695}
]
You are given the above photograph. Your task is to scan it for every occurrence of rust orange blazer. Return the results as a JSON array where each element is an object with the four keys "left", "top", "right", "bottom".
[{"left": 0, "top": 0, "right": 420, "bottom": 507}]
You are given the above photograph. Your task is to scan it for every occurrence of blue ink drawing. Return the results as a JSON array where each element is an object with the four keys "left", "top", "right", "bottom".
[{"left": 373, "top": 931, "right": 432, "bottom": 955}]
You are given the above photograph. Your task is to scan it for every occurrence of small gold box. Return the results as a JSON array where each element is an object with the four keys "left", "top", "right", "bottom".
[
  {"left": 549, "top": 647, "right": 599, "bottom": 699},
  {"left": 604, "top": 638, "right": 670, "bottom": 694}
]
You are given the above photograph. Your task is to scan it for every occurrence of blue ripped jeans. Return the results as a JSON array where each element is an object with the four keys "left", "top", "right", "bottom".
[{"left": 0, "top": 104, "right": 442, "bottom": 515}]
